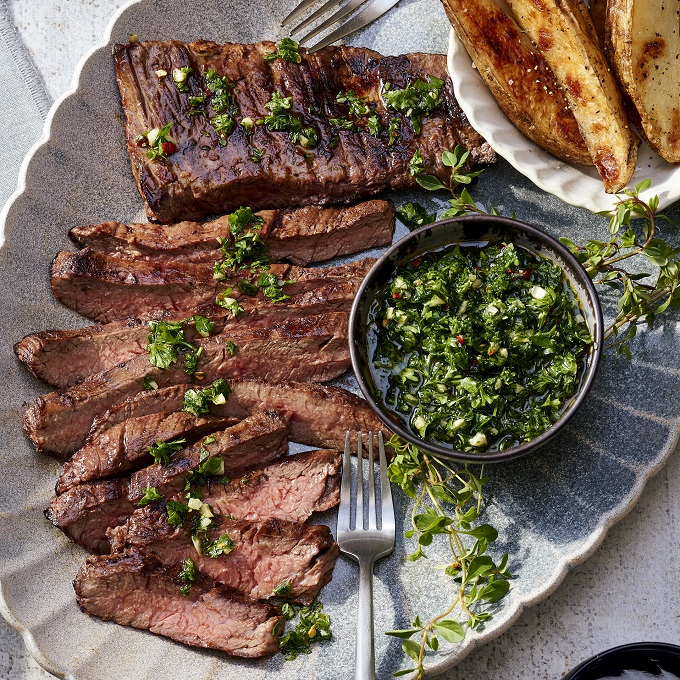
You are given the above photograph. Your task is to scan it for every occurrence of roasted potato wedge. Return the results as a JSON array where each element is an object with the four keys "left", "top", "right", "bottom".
[
  {"left": 607, "top": 0, "right": 680, "bottom": 163},
  {"left": 506, "top": 0, "right": 639, "bottom": 193},
  {"left": 588, "top": 0, "right": 608, "bottom": 51},
  {"left": 441, "top": 0, "right": 592, "bottom": 166}
]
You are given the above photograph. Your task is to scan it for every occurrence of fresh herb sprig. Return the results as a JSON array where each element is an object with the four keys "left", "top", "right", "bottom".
[
  {"left": 407, "top": 147, "right": 680, "bottom": 359},
  {"left": 386, "top": 437, "right": 510, "bottom": 678}
]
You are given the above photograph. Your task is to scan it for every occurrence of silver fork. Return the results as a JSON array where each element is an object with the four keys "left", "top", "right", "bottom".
[
  {"left": 338, "top": 431, "right": 395, "bottom": 680},
  {"left": 281, "top": 0, "right": 402, "bottom": 53}
]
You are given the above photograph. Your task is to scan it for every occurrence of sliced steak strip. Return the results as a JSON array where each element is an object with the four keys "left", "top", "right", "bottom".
[
  {"left": 56, "top": 411, "right": 239, "bottom": 494},
  {"left": 23, "top": 312, "right": 349, "bottom": 456},
  {"left": 51, "top": 248, "right": 373, "bottom": 323},
  {"left": 74, "top": 552, "right": 283, "bottom": 658},
  {"left": 45, "top": 479, "right": 134, "bottom": 554},
  {"left": 89, "top": 380, "right": 388, "bottom": 451},
  {"left": 109, "top": 511, "right": 337, "bottom": 605},
  {"left": 46, "top": 413, "right": 289, "bottom": 553},
  {"left": 115, "top": 41, "right": 494, "bottom": 223},
  {"left": 69, "top": 200, "right": 395, "bottom": 266},
  {"left": 127, "top": 411, "right": 289, "bottom": 503},
  {"left": 17, "top": 280, "right": 360, "bottom": 389}
]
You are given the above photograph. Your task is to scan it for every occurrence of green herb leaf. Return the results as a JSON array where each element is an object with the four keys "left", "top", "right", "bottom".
[
  {"left": 166, "top": 500, "right": 189, "bottom": 527},
  {"left": 408, "top": 149, "right": 425, "bottom": 177},
  {"left": 264, "top": 37, "right": 302, "bottom": 63},
  {"left": 182, "top": 379, "right": 231, "bottom": 416},
  {"left": 433, "top": 620, "right": 465, "bottom": 643},
  {"left": 381, "top": 76, "right": 443, "bottom": 134},
  {"left": 279, "top": 602, "right": 331, "bottom": 660},
  {"left": 177, "top": 557, "right": 196, "bottom": 596},
  {"left": 148, "top": 438, "right": 186, "bottom": 466},
  {"left": 204, "top": 533, "right": 234, "bottom": 558},
  {"left": 137, "top": 486, "right": 163, "bottom": 506},
  {"left": 272, "top": 582, "right": 292, "bottom": 596},
  {"left": 397, "top": 202, "right": 436, "bottom": 232}
]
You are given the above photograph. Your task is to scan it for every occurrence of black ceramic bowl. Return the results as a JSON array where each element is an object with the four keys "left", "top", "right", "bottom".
[
  {"left": 349, "top": 214, "right": 604, "bottom": 463},
  {"left": 562, "top": 642, "right": 680, "bottom": 679}
]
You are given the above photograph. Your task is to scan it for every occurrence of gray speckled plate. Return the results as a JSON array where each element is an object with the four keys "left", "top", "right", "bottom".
[{"left": 1, "top": 1, "right": 680, "bottom": 679}]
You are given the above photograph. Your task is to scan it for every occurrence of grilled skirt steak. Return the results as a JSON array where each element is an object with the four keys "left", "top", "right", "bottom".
[
  {"left": 17, "top": 280, "right": 360, "bottom": 389},
  {"left": 115, "top": 40, "right": 495, "bottom": 223},
  {"left": 56, "top": 411, "right": 239, "bottom": 494},
  {"left": 75, "top": 552, "right": 283, "bottom": 658},
  {"left": 51, "top": 247, "right": 373, "bottom": 323},
  {"left": 197, "top": 448, "right": 341, "bottom": 523},
  {"left": 86, "top": 380, "right": 388, "bottom": 452},
  {"left": 69, "top": 200, "right": 395, "bottom": 266},
  {"left": 109, "top": 511, "right": 338, "bottom": 605},
  {"left": 24, "top": 312, "right": 350, "bottom": 456},
  {"left": 47, "top": 412, "right": 289, "bottom": 553}
]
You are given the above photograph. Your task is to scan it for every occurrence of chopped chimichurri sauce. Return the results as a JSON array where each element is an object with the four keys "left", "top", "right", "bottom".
[{"left": 368, "top": 242, "right": 593, "bottom": 452}]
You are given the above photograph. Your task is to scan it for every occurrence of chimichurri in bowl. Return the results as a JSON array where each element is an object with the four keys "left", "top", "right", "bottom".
[{"left": 349, "top": 215, "right": 604, "bottom": 463}]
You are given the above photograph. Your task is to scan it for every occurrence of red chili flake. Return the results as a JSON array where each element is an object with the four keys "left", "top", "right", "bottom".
[
  {"left": 471, "top": 359, "right": 479, "bottom": 366},
  {"left": 506, "top": 269, "right": 514, "bottom": 275},
  {"left": 135, "top": 138, "right": 147, "bottom": 147},
  {"left": 205, "top": 89, "right": 212, "bottom": 97},
  {"left": 500, "top": 242, "right": 507, "bottom": 248},
  {"left": 456, "top": 335, "right": 465, "bottom": 345},
  {"left": 412, "top": 256, "right": 422, "bottom": 268},
  {"left": 392, "top": 292, "right": 401, "bottom": 299},
  {"left": 161, "top": 141, "right": 177, "bottom": 155},
  {"left": 522, "top": 269, "right": 531, "bottom": 280}
]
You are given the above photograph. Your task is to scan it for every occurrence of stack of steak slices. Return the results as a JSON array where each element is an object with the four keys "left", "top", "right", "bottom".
[{"left": 15, "top": 38, "right": 495, "bottom": 659}]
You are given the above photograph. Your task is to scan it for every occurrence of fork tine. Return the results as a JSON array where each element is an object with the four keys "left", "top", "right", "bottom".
[
  {"left": 288, "top": 0, "right": 348, "bottom": 37},
  {"left": 296, "top": 0, "right": 367, "bottom": 43},
  {"left": 281, "top": 0, "right": 322, "bottom": 27},
  {"left": 337, "top": 431, "right": 352, "bottom": 532},
  {"left": 378, "top": 431, "right": 395, "bottom": 532},
  {"left": 355, "top": 431, "right": 363, "bottom": 530},
  {"left": 305, "top": 0, "right": 401, "bottom": 52},
  {"left": 367, "top": 432, "right": 377, "bottom": 530}
]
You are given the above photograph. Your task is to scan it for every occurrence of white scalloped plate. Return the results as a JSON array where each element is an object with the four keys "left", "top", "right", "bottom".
[
  {"left": 2, "top": 2, "right": 680, "bottom": 680},
  {"left": 447, "top": 27, "right": 680, "bottom": 213}
]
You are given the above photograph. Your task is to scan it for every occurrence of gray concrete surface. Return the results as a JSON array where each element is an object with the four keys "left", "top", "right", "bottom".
[{"left": 2, "top": 2, "right": 679, "bottom": 678}]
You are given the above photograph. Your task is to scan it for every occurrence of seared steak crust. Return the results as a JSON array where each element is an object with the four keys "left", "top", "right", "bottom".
[
  {"left": 56, "top": 411, "right": 239, "bottom": 493},
  {"left": 74, "top": 552, "right": 283, "bottom": 657},
  {"left": 50, "top": 247, "right": 373, "bottom": 323},
  {"left": 109, "top": 510, "right": 338, "bottom": 605},
  {"left": 115, "top": 40, "right": 494, "bottom": 223},
  {"left": 69, "top": 200, "right": 395, "bottom": 266},
  {"left": 23, "top": 312, "right": 350, "bottom": 456},
  {"left": 17, "top": 280, "right": 360, "bottom": 389}
]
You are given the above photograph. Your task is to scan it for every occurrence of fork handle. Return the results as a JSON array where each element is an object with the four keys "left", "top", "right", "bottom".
[{"left": 355, "top": 556, "right": 376, "bottom": 680}]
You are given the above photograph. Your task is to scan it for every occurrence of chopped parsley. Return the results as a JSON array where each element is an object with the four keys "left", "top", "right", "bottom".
[
  {"left": 387, "top": 117, "right": 400, "bottom": 146},
  {"left": 134, "top": 122, "right": 176, "bottom": 160},
  {"left": 260, "top": 92, "right": 319, "bottom": 149},
  {"left": 238, "top": 279, "right": 259, "bottom": 296},
  {"left": 148, "top": 438, "right": 186, "bottom": 466},
  {"left": 264, "top": 37, "right": 302, "bottom": 64},
  {"left": 145, "top": 316, "right": 214, "bottom": 374},
  {"left": 177, "top": 557, "right": 196, "bottom": 596},
  {"left": 143, "top": 376, "right": 159, "bottom": 390},
  {"left": 172, "top": 66, "right": 192, "bottom": 92},
  {"left": 408, "top": 149, "right": 425, "bottom": 177},
  {"left": 278, "top": 602, "right": 332, "bottom": 660},
  {"left": 226, "top": 341, "right": 239, "bottom": 356},
  {"left": 329, "top": 117, "right": 357, "bottom": 132},
  {"left": 397, "top": 202, "right": 436, "bottom": 232},
  {"left": 215, "top": 288, "right": 244, "bottom": 316},
  {"left": 188, "top": 94, "right": 206, "bottom": 115},
  {"left": 137, "top": 486, "right": 163, "bottom": 506},
  {"left": 205, "top": 533, "right": 235, "bottom": 558},
  {"left": 211, "top": 113, "right": 236, "bottom": 138},
  {"left": 366, "top": 114, "right": 382, "bottom": 137},
  {"left": 203, "top": 67, "right": 239, "bottom": 140},
  {"left": 166, "top": 500, "right": 189, "bottom": 527},
  {"left": 272, "top": 582, "right": 292, "bottom": 596},
  {"left": 381, "top": 76, "right": 444, "bottom": 135},
  {"left": 336, "top": 89, "right": 371, "bottom": 116},
  {"left": 193, "top": 315, "right": 215, "bottom": 338},
  {"left": 258, "top": 272, "right": 290, "bottom": 302},
  {"left": 249, "top": 147, "right": 264, "bottom": 162},
  {"left": 214, "top": 206, "right": 269, "bottom": 274},
  {"left": 369, "top": 242, "right": 593, "bottom": 451},
  {"left": 182, "top": 378, "right": 231, "bottom": 416}
]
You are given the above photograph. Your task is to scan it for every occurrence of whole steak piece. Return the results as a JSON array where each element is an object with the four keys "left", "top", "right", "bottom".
[{"left": 114, "top": 40, "right": 495, "bottom": 223}]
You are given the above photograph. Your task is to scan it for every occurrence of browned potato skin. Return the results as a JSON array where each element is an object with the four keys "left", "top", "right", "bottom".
[
  {"left": 588, "top": 0, "right": 608, "bottom": 51},
  {"left": 607, "top": 0, "right": 680, "bottom": 163},
  {"left": 506, "top": 0, "right": 639, "bottom": 193},
  {"left": 441, "top": 0, "right": 592, "bottom": 166}
]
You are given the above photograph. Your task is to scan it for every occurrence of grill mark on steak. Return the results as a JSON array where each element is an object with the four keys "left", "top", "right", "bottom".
[
  {"left": 46, "top": 412, "right": 289, "bottom": 553},
  {"left": 56, "top": 411, "right": 239, "bottom": 494},
  {"left": 17, "top": 280, "right": 360, "bottom": 389},
  {"left": 87, "top": 380, "right": 389, "bottom": 452},
  {"left": 115, "top": 41, "right": 494, "bottom": 223},
  {"left": 50, "top": 247, "right": 373, "bottom": 323},
  {"left": 24, "top": 312, "right": 350, "bottom": 456},
  {"left": 109, "top": 510, "right": 338, "bottom": 605},
  {"left": 69, "top": 200, "right": 395, "bottom": 266},
  {"left": 74, "top": 552, "right": 283, "bottom": 658}
]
